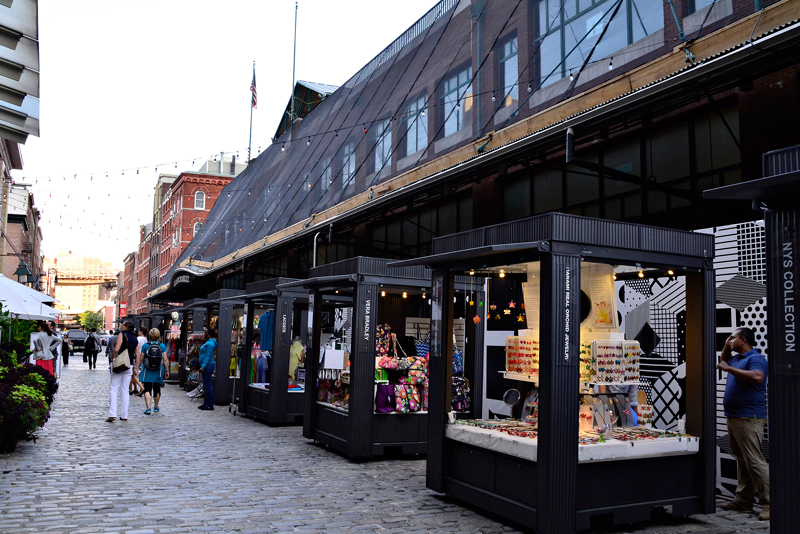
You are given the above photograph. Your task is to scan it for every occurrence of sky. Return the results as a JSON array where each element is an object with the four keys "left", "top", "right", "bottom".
[{"left": 11, "top": 0, "right": 441, "bottom": 270}]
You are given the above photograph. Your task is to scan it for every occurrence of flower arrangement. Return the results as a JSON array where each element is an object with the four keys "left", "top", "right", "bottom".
[{"left": 0, "top": 343, "right": 58, "bottom": 453}]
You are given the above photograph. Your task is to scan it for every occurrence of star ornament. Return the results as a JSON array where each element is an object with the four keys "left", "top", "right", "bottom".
[{"left": 509, "top": 301, "right": 516, "bottom": 309}]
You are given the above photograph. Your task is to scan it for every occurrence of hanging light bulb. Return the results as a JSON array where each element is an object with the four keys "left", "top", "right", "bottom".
[
  {"left": 569, "top": 70, "right": 574, "bottom": 81},
  {"left": 527, "top": 83, "right": 532, "bottom": 93},
  {"left": 402, "top": 292, "right": 408, "bottom": 299},
  {"left": 363, "top": 126, "right": 368, "bottom": 134},
  {"left": 469, "top": 269, "right": 475, "bottom": 276},
  {"left": 456, "top": 100, "right": 460, "bottom": 110},
  {"left": 281, "top": 144, "right": 285, "bottom": 152},
  {"left": 335, "top": 130, "right": 338, "bottom": 137},
  {"left": 608, "top": 57, "right": 613, "bottom": 70},
  {"left": 422, "top": 292, "right": 426, "bottom": 299},
  {"left": 491, "top": 93, "right": 496, "bottom": 102},
  {"left": 638, "top": 270, "right": 644, "bottom": 278},
  {"left": 499, "top": 269, "right": 506, "bottom": 278},
  {"left": 421, "top": 109, "right": 425, "bottom": 117},
  {"left": 613, "top": 272, "right": 617, "bottom": 280},
  {"left": 667, "top": 269, "right": 674, "bottom": 276},
  {"left": 381, "top": 290, "right": 386, "bottom": 297}
]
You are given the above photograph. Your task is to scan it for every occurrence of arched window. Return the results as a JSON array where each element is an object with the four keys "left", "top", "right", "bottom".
[
  {"left": 194, "top": 191, "right": 206, "bottom": 210},
  {"left": 193, "top": 222, "right": 202, "bottom": 236}
]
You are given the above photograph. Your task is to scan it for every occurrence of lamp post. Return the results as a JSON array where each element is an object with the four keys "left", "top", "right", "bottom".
[{"left": 14, "top": 260, "right": 32, "bottom": 286}]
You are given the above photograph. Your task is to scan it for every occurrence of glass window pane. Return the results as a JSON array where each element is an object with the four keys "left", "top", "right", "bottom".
[
  {"left": 539, "top": 30, "right": 561, "bottom": 87},
  {"left": 534, "top": 169, "right": 562, "bottom": 213},
  {"left": 504, "top": 176, "right": 531, "bottom": 221},
  {"left": 691, "top": 0, "right": 715, "bottom": 14},
  {"left": 439, "top": 201, "right": 457, "bottom": 236},
  {"left": 631, "top": 0, "right": 664, "bottom": 41},
  {"left": 649, "top": 123, "right": 690, "bottom": 182},
  {"left": 566, "top": 167, "right": 599, "bottom": 205}
]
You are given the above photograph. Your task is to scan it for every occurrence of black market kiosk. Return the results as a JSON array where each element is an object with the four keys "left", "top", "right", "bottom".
[
  {"left": 392, "top": 213, "right": 717, "bottom": 533},
  {"left": 704, "top": 146, "right": 800, "bottom": 533},
  {"left": 281, "top": 257, "right": 484, "bottom": 460},
  {"left": 236, "top": 278, "right": 309, "bottom": 424}
]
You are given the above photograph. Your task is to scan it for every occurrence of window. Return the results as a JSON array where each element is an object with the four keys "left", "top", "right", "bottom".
[
  {"left": 535, "top": 0, "right": 664, "bottom": 88},
  {"left": 499, "top": 36, "right": 519, "bottom": 107},
  {"left": 374, "top": 119, "right": 392, "bottom": 176},
  {"left": 342, "top": 143, "right": 355, "bottom": 188},
  {"left": 689, "top": 0, "right": 715, "bottom": 13},
  {"left": 194, "top": 191, "right": 206, "bottom": 210},
  {"left": 321, "top": 157, "right": 332, "bottom": 191},
  {"left": 193, "top": 222, "right": 202, "bottom": 236},
  {"left": 442, "top": 67, "right": 473, "bottom": 137},
  {"left": 405, "top": 96, "right": 428, "bottom": 156}
]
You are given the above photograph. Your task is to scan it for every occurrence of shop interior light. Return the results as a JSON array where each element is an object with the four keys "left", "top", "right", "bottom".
[
  {"left": 402, "top": 292, "right": 407, "bottom": 299},
  {"left": 667, "top": 269, "right": 674, "bottom": 276},
  {"left": 381, "top": 290, "right": 386, "bottom": 297},
  {"left": 499, "top": 269, "right": 506, "bottom": 278},
  {"left": 335, "top": 290, "right": 339, "bottom": 294},
  {"left": 638, "top": 270, "right": 644, "bottom": 278},
  {"left": 469, "top": 269, "right": 475, "bottom": 276},
  {"left": 613, "top": 272, "right": 617, "bottom": 280},
  {"left": 422, "top": 292, "right": 426, "bottom": 298}
]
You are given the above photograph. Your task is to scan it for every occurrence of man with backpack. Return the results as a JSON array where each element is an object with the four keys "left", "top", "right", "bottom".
[
  {"left": 85, "top": 328, "right": 102, "bottom": 369},
  {"left": 136, "top": 328, "right": 169, "bottom": 415}
]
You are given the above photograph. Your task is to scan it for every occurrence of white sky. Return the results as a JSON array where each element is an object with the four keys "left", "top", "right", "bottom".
[{"left": 11, "top": 0, "right": 440, "bottom": 270}]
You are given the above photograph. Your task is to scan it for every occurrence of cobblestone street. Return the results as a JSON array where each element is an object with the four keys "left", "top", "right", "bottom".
[{"left": 0, "top": 363, "right": 770, "bottom": 533}]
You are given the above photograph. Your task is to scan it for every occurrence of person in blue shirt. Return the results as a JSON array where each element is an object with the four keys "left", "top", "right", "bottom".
[
  {"left": 136, "top": 328, "right": 169, "bottom": 415},
  {"left": 198, "top": 328, "right": 218, "bottom": 410},
  {"left": 717, "top": 327, "right": 769, "bottom": 521}
]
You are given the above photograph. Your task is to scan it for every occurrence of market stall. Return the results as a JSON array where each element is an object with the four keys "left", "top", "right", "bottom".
[
  {"left": 236, "top": 278, "right": 309, "bottom": 424},
  {"left": 280, "top": 257, "right": 482, "bottom": 460},
  {"left": 390, "top": 213, "right": 716, "bottom": 533}
]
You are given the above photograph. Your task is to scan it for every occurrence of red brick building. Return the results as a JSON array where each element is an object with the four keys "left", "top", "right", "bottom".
[
  {"left": 158, "top": 170, "right": 234, "bottom": 281},
  {"left": 133, "top": 223, "right": 153, "bottom": 314},
  {"left": 120, "top": 252, "right": 136, "bottom": 318}
]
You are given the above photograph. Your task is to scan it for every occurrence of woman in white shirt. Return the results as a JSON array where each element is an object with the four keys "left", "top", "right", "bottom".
[{"left": 30, "top": 321, "right": 59, "bottom": 376}]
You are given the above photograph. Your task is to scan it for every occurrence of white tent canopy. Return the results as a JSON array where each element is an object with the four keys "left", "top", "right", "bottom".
[{"left": 0, "top": 274, "right": 60, "bottom": 320}]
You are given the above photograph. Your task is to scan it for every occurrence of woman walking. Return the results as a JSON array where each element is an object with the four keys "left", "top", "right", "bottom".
[
  {"left": 136, "top": 328, "right": 169, "bottom": 415},
  {"left": 128, "top": 327, "right": 148, "bottom": 396},
  {"left": 198, "top": 328, "right": 218, "bottom": 410},
  {"left": 106, "top": 321, "right": 139, "bottom": 423},
  {"left": 30, "top": 321, "right": 59, "bottom": 376}
]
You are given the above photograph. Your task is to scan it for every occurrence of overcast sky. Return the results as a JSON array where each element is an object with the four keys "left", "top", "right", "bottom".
[{"left": 12, "top": 0, "right": 440, "bottom": 269}]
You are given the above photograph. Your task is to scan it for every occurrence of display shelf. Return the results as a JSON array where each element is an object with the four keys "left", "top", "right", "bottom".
[
  {"left": 375, "top": 410, "right": 428, "bottom": 415},
  {"left": 585, "top": 381, "right": 643, "bottom": 386},
  {"left": 499, "top": 370, "right": 539, "bottom": 384},
  {"left": 316, "top": 400, "right": 348, "bottom": 414}
]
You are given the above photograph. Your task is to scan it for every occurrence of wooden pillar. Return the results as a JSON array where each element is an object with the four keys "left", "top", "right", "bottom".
[
  {"left": 349, "top": 282, "right": 378, "bottom": 458},
  {"left": 426, "top": 269, "right": 454, "bottom": 493},
  {"left": 214, "top": 301, "right": 234, "bottom": 404},
  {"left": 267, "top": 293, "right": 294, "bottom": 424},
  {"left": 537, "top": 252, "right": 580, "bottom": 534},
  {"left": 303, "top": 289, "right": 322, "bottom": 440}
]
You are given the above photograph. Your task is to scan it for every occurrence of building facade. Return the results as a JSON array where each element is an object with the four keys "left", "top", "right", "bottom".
[
  {"left": 121, "top": 252, "right": 136, "bottom": 318},
  {"left": 2, "top": 184, "right": 43, "bottom": 288},
  {"left": 48, "top": 250, "right": 117, "bottom": 314}
]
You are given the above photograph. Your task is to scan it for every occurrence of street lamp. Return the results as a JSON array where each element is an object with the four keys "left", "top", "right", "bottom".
[{"left": 14, "top": 261, "right": 32, "bottom": 285}]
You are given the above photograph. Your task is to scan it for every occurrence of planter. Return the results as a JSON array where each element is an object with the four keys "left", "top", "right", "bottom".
[{"left": 0, "top": 427, "right": 19, "bottom": 453}]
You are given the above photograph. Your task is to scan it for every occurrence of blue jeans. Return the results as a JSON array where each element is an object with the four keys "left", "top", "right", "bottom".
[{"left": 202, "top": 363, "right": 215, "bottom": 407}]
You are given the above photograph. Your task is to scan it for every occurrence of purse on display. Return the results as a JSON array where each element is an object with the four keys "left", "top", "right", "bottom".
[
  {"left": 394, "top": 384, "right": 410, "bottom": 413},
  {"left": 375, "top": 384, "right": 396, "bottom": 413},
  {"left": 407, "top": 384, "right": 421, "bottom": 412},
  {"left": 451, "top": 376, "right": 471, "bottom": 411},
  {"left": 414, "top": 330, "right": 430, "bottom": 359}
]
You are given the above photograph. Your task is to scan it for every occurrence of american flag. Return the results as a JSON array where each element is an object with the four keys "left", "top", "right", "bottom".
[{"left": 250, "top": 68, "right": 257, "bottom": 109}]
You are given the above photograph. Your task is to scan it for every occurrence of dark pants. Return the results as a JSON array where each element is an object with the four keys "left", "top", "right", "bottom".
[
  {"left": 202, "top": 363, "right": 215, "bottom": 407},
  {"left": 143, "top": 382, "right": 162, "bottom": 397},
  {"left": 86, "top": 350, "right": 98, "bottom": 369}
]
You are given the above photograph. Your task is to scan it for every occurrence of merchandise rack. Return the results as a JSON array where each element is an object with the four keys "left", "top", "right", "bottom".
[
  {"left": 390, "top": 213, "right": 717, "bottom": 533},
  {"left": 237, "top": 277, "right": 309, "bottom": 425},
  {"left": 279, "top": 257, "right": 483, "bottom": 460}
]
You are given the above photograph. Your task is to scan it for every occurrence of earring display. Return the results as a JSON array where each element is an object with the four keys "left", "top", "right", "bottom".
[
  {"left": 591, "top": 340, "right": 640, "bottom": 384},
  {"left": 504, "top": 336, "right": 539, "bottom": 377},
  {"left": 579, "top": 341, "right": 593, "bottom": 382}
]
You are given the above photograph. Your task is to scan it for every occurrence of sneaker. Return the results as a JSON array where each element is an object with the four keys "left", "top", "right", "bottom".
[
  {"left": 154, "top": 407, "right": 160, "bottom": 413},
  {"left": 759, "top": 507, "right": 770, "bottom": 521},
  {"left": 720, "top": 500, "right": 754, "bottom": 513},
  {"left": 144, "top": 409, "right": 151, "bottom": 415}
]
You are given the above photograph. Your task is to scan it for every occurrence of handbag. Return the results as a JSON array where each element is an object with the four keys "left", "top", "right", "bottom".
[
  {"left": 32, "top": 337, "right": 45, "bottom": 360},
  {"left": 414, "top": 330, "right": 430, "bottom": 359},
  {"left": 375, "top": 384, "right": 395, "bottom": 413},
  {"left": 112, "top": 348, "right": 131, "bottom": 373},
  {"left": 394, "top": 384, "right": 410, "bottom": 414}
]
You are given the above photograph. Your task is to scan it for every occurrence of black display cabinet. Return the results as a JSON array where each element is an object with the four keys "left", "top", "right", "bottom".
[
  {"left": 280, "top": 257, "right": 483, "bottom": 460},
  {"left": 237, "top": 278, "right": 309, "bottom": 425},
  {"left": 391, "top": 213, "right": 717, "bottom": 533},
  {"left": 705, "top": 145, "right": 800, "bottom": 533}
]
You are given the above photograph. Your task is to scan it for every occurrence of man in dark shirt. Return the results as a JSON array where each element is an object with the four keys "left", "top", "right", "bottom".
[{"left": 717, "top": 327, "right": 769, "bottom": 521}]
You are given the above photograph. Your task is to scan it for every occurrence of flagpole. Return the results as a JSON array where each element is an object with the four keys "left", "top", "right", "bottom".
[
  {"left": 290, "top": 1, "right": 297, "bottom": 145},
  {"left": 248, "top": 61, "right": 255, "bottom": 164}
]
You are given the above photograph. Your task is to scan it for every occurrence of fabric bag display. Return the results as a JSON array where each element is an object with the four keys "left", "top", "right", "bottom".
[
  {"left": 375, "top": 384, "right": 396, "bottom": 413},
  {"left": 451, "top": 376, "right": 471, "bottom": 411},
  {"left": 394, "top": 384, "right": 410, "bottom": 414},
  {"left": 422, "top": 379, "right": 429, "bottom": 411},
  {"left": 415, "top": 330, "right": 430, "bottom": 359},
  {"left": 112, "top": 348, "right": 131, "bottom": 373},
  {"left": 407, "top": 384, "right": 421, "bottom": 412}
]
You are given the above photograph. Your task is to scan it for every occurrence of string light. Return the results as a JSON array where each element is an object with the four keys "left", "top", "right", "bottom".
[
  {"left": 608, "top": 57, "right": 613, "bottom": 70},
  {"left": 491, "top": 93, "right": 496, "bottom": 102}
]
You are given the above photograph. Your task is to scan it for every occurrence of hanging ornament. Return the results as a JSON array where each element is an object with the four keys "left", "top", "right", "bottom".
[
  {"left": 517, "top": 315, "right": 525, "bottom": 323},
  {"left": 469, "top": 299, "right": 474, "bottom": 306},
  {"left": 503, "top": 309, "right": 511, "bottom": 315},
  {"left": 509, "top": 301, "right": 516, "bottom": 309},
  {"left": 521, "top": 303, "right": 526, "bottom": 311},
  {"left": 495, "top": 313, "right": 501, "bottom": 320},
  {"left": 487, "top": 312, "right": 491, "bottom": 320},
  {"left": 490, "top": 303, "right": 497, "bottom": 311},
  {"left": 473, "top": 315, "right": 481, "bottom": 324}
]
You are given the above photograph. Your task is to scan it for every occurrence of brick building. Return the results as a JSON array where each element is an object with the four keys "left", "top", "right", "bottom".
[
  {"left": 2, "top": 183, "right": 43, "bottom": 288},
  {"left": 133, "top": 223, "right": 153, "bottom": 314},
  {"left": 120, "top": 252, "right": 135, "bottom": 318}
]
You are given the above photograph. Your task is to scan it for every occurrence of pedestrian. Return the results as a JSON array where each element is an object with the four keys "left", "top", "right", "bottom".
[
  {"left": 198, "top": 328, "right": 218, "bottom": 410},
  {"left": 136, "top": 328, "right": 169, "bottom": 415},
  {"left": 717, "top": 327, "right": 769, "bottom": 521},
  {"left": 62, "top": 334, "right": 72, "bottom": 367},
  {"left": 30, "top": 321, "right": 60, "bottom": 376},
  {"left": 106, "top": 320, "right": 140, "bottom": 423},
  {"left": 129, "top": 327, "right": 148, "bottom": 396},
  {"left": 80, "top": 325, "right": 88, "bottom": 363},
  {"left": 48, "top": 321, "right": 62, "bottom": 376},
  {"left": 85, "top": 328, "right": 101, "bottom": 369}
]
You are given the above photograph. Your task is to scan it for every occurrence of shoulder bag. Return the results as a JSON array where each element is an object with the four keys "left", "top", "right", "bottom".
[{"left": 112, "top": 334, "right": 132, "bottom": 373}]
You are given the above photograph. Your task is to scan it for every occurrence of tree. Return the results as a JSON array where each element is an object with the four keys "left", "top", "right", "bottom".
[{"left": 77, "top": 311, "right": 103, "bottom": 331}]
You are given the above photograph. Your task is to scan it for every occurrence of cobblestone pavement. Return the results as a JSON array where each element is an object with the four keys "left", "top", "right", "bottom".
[{"left": 0, "top": 362, "right": 770, "bottom": 533}]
